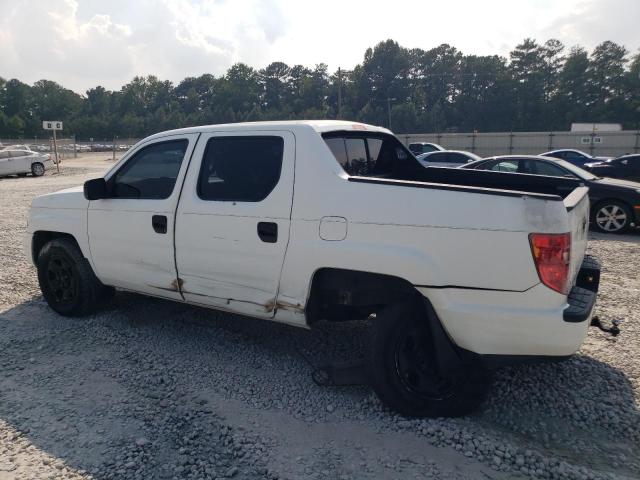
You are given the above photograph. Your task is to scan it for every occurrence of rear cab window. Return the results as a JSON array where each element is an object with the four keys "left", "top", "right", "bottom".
[{"left": 323, "top": 132, "right": 419, "bottom": 179}]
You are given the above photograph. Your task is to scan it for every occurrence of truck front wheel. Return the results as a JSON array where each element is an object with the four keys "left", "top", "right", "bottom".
[
  {"left": 37, "top": 238, "right": 114, "bottom": 316},
  {"left": 369, "top": 301, "right": 490, "bottom": 417}
]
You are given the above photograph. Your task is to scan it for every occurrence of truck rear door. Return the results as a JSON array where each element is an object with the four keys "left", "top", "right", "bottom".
[{"left": 175, "top": 130, "right": 295, "bottom": 318}]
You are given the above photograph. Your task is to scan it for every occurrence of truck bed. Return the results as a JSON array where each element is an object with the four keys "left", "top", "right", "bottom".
[{"left": 387, "top": 165, "right": 581, "bottom": 200}]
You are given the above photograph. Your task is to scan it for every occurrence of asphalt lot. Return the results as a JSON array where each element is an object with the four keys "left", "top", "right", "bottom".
[{"left": 0, "top": 154, "right": 639, "bottom": 480}]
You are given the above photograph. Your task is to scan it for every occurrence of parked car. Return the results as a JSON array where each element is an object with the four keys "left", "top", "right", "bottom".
[
  {"left": 1, "top": 144, "right": 34, "bottom": 152},
  {"left": 416, "top": 150, "right": 481, "bottom": 168},
  {"left": 0, "top": 149, "right": 53, "bottom": 177},
  {"left": 90, "top": 144, "right": 113, "bottom": 152},
  {"left": 583, "top": 154, "right": 640, "bottom": 182},
  {"left": 408, "top": 142, "right": 444, "bottom": 155},
  {"left": 25, "top": 120, "right": 600, "bottom": 418},
  {"left": 540, "top": 149, "right": 611, "bottom": 166},
  {"left": 462, "top": 155, "right": 640, "bottom": 233}
]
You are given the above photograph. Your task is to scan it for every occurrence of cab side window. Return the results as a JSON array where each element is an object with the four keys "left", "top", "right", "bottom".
[
  {"left": 198, "top": 136, "right": 284, "bottom": 202},
  {"left": 111, "top": 139, "right": 188, "bottom": 199}
]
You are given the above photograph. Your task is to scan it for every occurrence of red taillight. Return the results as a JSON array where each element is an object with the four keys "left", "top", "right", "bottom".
[{"left": 529, "top": 233, "right": 571, "bottom": 294}]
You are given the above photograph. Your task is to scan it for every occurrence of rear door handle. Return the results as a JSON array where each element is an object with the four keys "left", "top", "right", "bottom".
[
  {"left": 152, "top": 215, "right": 167, "bottom": 234},
  {"left": 257, "top": 222, "right": 278, "bottom": 243}
]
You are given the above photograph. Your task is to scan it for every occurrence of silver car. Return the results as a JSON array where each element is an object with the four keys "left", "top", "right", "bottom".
[
  {"left": 0, "top": 149, "right": 53, "bottom": 177},
  {"left": 416, "top": 150, "right": 482, "bottom": 168}
]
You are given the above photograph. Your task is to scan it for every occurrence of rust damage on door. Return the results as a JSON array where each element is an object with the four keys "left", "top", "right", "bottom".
[
  {"left": 264, "top": 297, "right": 304, "bottom": 314},
  {"left": 147, "top": 277, "right": 183, "bottom": 293}
]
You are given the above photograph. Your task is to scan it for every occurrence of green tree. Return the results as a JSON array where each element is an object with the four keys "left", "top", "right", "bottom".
[
  {"left": 556, "top": 46, "right": 590, "bottom": 126},
  {"left": 586, "top": 41, "right": 628, "bottom": 121}
]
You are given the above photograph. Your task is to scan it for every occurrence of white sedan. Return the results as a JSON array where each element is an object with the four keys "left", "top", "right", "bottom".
[
  {"left": 416, "top": 150, "right": 482, "bottom": 168},
  {"left": 0, "top": 149, "right": 53, "bottom": 177}
]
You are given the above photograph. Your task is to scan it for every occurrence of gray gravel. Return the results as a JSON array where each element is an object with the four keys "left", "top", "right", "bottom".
[{"left": 0, "top": 155, "right": 639, "bottom": 480}]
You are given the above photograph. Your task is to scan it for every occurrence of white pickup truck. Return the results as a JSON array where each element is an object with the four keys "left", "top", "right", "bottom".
[{"left": 25, "top": 120, "right": 601, "bottom": 417}]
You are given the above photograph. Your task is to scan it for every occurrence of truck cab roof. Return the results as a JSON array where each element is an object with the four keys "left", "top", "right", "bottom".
[{"left": 143, "top": 120, "right": 392, "bottom": 143}]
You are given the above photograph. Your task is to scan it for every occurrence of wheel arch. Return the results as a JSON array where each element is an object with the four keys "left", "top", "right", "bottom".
[
  {"left": 305, "top": 267, "right": 422, "bottom": 325},
  {"left": 32, "top": 231, "right": 83, "bottom": 264}
]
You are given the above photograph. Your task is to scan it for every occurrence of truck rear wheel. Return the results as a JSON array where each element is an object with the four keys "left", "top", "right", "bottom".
[
  {"left": 369, "top": 301, "right": 489, "bottom": 417},
  {"left": 37, "top": 238, "right": 113, "bottom": 316}
]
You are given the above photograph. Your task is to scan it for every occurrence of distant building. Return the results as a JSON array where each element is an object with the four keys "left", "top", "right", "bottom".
[{"left": 570, "top": 123, "right": 622, "bottom": 132}]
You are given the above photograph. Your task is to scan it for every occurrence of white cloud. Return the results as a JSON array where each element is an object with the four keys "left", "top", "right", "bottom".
[
  {"left": 0, "top": 0, "right": 637, "bottom": 94},
  {"left": 0, "top": 0, "right": 287, "bottom": 92}
]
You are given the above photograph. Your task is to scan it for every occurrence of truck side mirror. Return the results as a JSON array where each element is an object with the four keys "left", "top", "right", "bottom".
[{"left": 84, "top": 178, "right": 108, "bottom": 200}]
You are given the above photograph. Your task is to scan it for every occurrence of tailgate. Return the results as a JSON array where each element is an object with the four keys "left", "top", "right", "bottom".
[{"left": 563, "top": 186, "right": 590, "bottom": 287}]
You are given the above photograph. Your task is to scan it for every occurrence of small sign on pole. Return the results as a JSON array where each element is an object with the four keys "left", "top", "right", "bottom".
[
  {"left": 42, "top": 121, "right": 63, "bottom": 131},
  {"left": 43, "top": 121, "right": 63, "bottom": 173}
]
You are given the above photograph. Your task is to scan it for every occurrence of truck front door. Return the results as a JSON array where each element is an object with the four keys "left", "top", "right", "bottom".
[
  {"left": 175, "top": 131, "right": 295, "bottom": 318},
  {"left": 87, "top": 134, "right": 199, "bottom": 299}
]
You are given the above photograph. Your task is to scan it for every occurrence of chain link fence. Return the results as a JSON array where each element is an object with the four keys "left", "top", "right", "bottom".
[
  {"left": 0, "top": 137, "right": 141, "bottom": 160},
  {"left": 5, "top": 131, "right": 640, "bottom": 160},
  {"left": 399, "top": 130, "right": 640, "bottom": 158}
]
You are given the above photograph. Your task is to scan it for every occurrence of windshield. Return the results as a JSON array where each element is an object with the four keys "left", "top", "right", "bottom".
[{"left": 553, "top": 158, "right": 598, "bottom": 180}]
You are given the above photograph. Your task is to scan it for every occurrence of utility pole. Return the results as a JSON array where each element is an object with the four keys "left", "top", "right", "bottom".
[
  {"left": 387, "top": 97, "right": 396, "bottom": 130},
  {"left": 52, "top": 129, "right": 60, "bottom": 174},
  {"left": 337, "top": 67, "right": 342, "bottom": 119}
]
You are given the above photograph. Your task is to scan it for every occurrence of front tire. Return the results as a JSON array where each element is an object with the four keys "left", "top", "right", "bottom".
[
  {"left": 37, "top": 238, "right": 113, "bottom": 316},
  {"left": 31, "top": 162, "right": 45, "bottom": 176},
  {"left": 369, "top": 301, "right": 490, "bottom": 417},
  {"left": 593, "top": 201, "right": 631, "bottom": 233}
]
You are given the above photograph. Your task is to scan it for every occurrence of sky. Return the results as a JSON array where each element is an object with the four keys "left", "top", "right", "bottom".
[{"left": 0, "top": 0, "right": 638, "bottom": 94}]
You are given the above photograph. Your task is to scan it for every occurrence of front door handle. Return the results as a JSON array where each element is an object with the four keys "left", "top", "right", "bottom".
[
  {"left": 257, "top": 222, "right": 277, "bottom": 243},
  {"left": 152, "top": 215, "right": 167, "bottom": 234}
]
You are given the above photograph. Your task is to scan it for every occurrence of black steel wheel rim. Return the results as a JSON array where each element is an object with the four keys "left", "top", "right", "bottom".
[
  {"left": 46, "top": 253, "right": 77, "bottom": 306},
  {"left": 394, "top": 323, "right": 454, "bottom": 401}
]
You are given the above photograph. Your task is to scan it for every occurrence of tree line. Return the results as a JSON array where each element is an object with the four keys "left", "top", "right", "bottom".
[{"left": 1, "top": 38, "right": 639, "bottom": 140}]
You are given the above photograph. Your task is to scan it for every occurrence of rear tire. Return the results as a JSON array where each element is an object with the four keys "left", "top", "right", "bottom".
[
  {"left": 369, "top": 301, "right": 490, "bottom": 417},
  {"left": 593, "top": 201, "right": 631, "bottom": 234},
  {"left": 31, "top": 162, "right": 45, "bottom": 176},
  {"left": 36, "top": 238, "right": 113, "bottom": 316}
]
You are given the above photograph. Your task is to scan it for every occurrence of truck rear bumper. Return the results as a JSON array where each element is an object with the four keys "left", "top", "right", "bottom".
[
  {"left": 416, "top": 256, "right": 600, "bottom": 359},
  {"left": 564, "top": 255, "right": 600, "bottom": 323}
]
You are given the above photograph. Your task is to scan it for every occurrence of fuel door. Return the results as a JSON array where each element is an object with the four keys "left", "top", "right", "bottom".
[{"left": 319, "top": 216, "right": 347, "bottom": 241}]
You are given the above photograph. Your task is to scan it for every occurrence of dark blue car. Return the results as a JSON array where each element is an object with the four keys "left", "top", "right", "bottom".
[{"left": 540, "top": 149, "right": 611, "bottom": 166}]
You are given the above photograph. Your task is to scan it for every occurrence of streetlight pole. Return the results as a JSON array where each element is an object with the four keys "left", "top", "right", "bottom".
[
  {"left": 337, "top": 68, "right": 342, "bottom": 119},
  {"left": 387, "top": 97, "right": 396, "bottom": 130}
]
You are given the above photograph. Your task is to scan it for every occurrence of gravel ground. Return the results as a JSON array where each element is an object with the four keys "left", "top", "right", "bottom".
[{"left": 0, "top": 155, "right": 639, "bottom": 480}]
